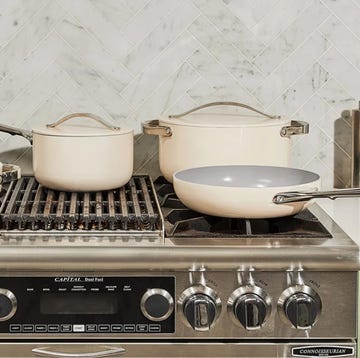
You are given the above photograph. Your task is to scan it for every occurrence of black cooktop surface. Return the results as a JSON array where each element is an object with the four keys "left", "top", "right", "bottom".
[{"left": 154, "top": 177, "right": 332, "bottom": 239}]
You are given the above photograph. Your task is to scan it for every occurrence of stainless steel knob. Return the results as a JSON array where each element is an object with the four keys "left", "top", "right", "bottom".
[
  {"left": 278, "top": 285, "right": 322, "bottom": 330},
  {"left": 178, "top": 285, "right": 221, "bottom": 331},
  {"left": 0, "top": 289, "right": 17, "bottom": 321},
  {"left": 228, "top": 286, "right": 271, "bottom": 330},
  {"left": 140, "top": 288, "right": 174, "bottom": 322}
]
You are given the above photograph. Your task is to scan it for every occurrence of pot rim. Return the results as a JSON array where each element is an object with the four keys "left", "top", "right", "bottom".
[{"left": 32, "top": 127, "right": 133, "bottom": 137}]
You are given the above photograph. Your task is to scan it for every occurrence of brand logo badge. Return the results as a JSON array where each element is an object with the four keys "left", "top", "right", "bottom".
[
  {"left": 54, "top": 277, "right": 104, "bottom": 283},
  {"left": 292, "top": 346, "right": 354, "bottom": 357}
]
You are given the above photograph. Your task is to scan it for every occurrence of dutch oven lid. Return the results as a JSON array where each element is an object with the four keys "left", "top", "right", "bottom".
[
  {"left": 32, "top": 113, "right": 133, "bottom": 137},
  {"left": 161, "top": 102, "right": 288, "bottom": 128}
]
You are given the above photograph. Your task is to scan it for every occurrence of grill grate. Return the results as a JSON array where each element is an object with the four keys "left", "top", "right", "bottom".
[{"left": 0, "top": 176, "right": 160, "bottom": 231}]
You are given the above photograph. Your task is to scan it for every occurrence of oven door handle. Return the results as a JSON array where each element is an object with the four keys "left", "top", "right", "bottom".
[{"left": 32, "top": 346, "right": 126, "bottom": 357}]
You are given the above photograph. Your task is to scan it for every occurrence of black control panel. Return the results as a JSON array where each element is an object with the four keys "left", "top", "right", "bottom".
[{"left": 0, "top": 276, "right": 175, "bottom": 334}]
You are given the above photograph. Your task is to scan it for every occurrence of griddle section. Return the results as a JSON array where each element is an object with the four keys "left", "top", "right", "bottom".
[
  {"left": 154, "top": 177, "right": 332, "bottom": 240},
  {"left": 0, "top": 176, "right": 162, "bottom": 244}
]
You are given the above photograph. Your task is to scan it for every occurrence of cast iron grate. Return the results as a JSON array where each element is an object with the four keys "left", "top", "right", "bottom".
[
  {"left": 154, "top": 176, "right": 332, "bottom": 239},
  {"left": 0, "top": 176, "right": 160, "bottom": 231}
]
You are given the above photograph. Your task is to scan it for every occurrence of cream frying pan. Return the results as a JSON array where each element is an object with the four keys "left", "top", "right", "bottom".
[{"left": 173, "top": 165, "right": 360, "bottom": 218}]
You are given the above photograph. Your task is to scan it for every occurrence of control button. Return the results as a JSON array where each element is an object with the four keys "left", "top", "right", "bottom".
[
  {"left": 86, "top": 324, "right": 97, "bottom": 333},
  {"left": 0, "top": 289, "right": 17, "bottom": 322},
  {"left": 278, "top": 285, "right": 322, "bottom": 330},
  {"left": 98, "top": 324, "right": 110, "bottom": 333},
  {"left": 35, "top": 325, "right": 47, "bottom": 333},
  {"left": 61, "top": 324, "right": 72, "bottom": 333},
  {"left": 140, "top": 289, "right": 174, "bottom": 322},
  {"left": 136, "top": 324, "right": 148, "bottom": 332},
  {"left": 22, "top": 324, "right": 34, "bottom": 333},
  {"left": 9, "top": 324, "right": 21, "bottom": 333},
  {"left": 149, "top": 324, "right": 161, "bottom": 333},
  {"left": 124, "top": 324, "right": 135, "bottom": 333},
  {"left": 111, "top": 324, "right": 123, "bottom": 333},
  {"left": 48, "top": 324, "right": 60, "bottom": 333},
  {"left": 73, "top": 324, "right": 85, "bottom": 332}
]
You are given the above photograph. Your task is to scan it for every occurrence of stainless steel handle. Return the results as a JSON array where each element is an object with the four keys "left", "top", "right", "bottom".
[
  {"left": 169, "top": 101, "right": 281, "bottom": 120},
  {"left": 273, "top": 187, "right": 360, "bottom": 204},
  {"left": 0, "top": 123, "right": 33, "bottom": 143},
  {"left": 47, "top": 113, "right": 120, "bottom": 131},
  {"left": 142, "top": 119, "right": 172, "bottom": 137},
  {"left": 280, "top": 120, "right": 309, "bottom": 137},
  {"left": 32, "top": 346, "right": 125, "bottom": 357}
]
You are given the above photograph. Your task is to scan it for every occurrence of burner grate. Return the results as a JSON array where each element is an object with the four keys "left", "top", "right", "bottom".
[{"left": 0, "top": 176, "right": 160, "bottom": 231}]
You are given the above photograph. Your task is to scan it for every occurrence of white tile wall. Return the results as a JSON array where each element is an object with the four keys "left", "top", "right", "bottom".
[{"left": 0, "top": 0, "right": 358, "bottom": 187}]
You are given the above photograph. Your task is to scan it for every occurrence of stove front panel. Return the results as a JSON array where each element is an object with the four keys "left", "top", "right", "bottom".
[{"left": 0, "top": 271, "right": 355, "bottom": 339}]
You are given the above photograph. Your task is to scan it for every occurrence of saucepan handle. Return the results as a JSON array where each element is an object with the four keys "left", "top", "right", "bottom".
[
  {"left": 0, "top": 123, "right": 33, "bottom": 143},
  {"left": 142, "top": 119, "right": 172, "bottom": 137},
  {"left": 169, "top": 101, "right": 281, "bottom": 120},
  {"left": 273, "top": 188, "right": 360, "bottom": 204}
]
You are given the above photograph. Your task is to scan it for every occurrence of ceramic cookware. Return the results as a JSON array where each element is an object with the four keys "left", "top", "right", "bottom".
[
  {"left": 0, "top": 113, "right": 133, "bottom": 191},
  {"left": 173, "top": 165, "right": 360, "bottom": 218},
  {"left": 143, "top": 102, "right": 309, "bottom": 182}
]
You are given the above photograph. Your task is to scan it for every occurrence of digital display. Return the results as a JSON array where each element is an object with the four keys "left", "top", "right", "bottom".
[{"left": 40, "top": 293, "right": 118, "bottom": 315}]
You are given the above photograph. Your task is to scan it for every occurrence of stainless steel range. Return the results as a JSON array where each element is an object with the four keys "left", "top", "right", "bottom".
[{"left": 0, "top": 175, "right": 357, "bottom": 357}]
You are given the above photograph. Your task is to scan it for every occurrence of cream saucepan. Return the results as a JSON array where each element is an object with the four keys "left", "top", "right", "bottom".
[
  {"left": 0, "top": 113, "right": 133, "bottom": 191},
  {"left": 173, "top": 165, "right": 360, "bottom": 218}
]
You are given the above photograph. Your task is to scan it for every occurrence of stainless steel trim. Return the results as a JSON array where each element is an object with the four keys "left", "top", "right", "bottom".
[
  {"left": 0, "top": 288, "right": 17, "bottom": 321},
  {"left": 227, "top": 285, "right": 272, "bottom": 330},
  {"left": 168, "top": 101, "right": 281, "bottom": 120},
  {"left": 280, "top": 120, "right": 309, "bottom": 137},
  {"left": 32, "top": 346, "right": 125, "bottom": 357},
  {"left": 142, "top": 120, "right": 172, "bottom": 137},
  {"left": 277, "top": 284, "right": 322, "bottom": 330},
  {"left": 0, "top": 123, "right": 33, "bottom": 143},
  {"left": 140, "top": 288, "right": 174, "bottom": 321},
  {"left": 46, "top": 113, "right": 121, "bottom": 131},
  {"left": 273, "top": 188, "right": 360, "bottom": 204},
  {"left": 178, "top": 285, "right": 222, "bottom": 331}
]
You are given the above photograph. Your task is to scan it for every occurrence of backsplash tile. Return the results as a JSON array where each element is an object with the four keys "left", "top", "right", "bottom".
[{"left": 0, "top": 0, "right": 359, "bottom": 188}]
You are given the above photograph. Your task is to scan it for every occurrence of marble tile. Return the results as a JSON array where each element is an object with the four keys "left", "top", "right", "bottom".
[
  {"left": 189, "top": 15, "right": 264, "bottom": 92},
  {"left": 251, "top": 0, "right": 313, "bottom": 45},
  {"left": 316, "top": 107, "right": 339, "bottom": 140},
  {"left": 221, "top": 0, "right": 259, "bottom": 30},
  {"left": 0, "top": 0, "right": 46, "bottom": 48},
  {"left": 56, "top": 17, "right": 132, "bottom": 93},
  {"left": 122, "top": 0, "right": 181, "bottom": 46},
  {"left": 121, "top": 31, "right": 198, "bottom": 110},
  {"left": 123, "top": 0, "right": 150, "bottom": 13},
  {"left": 304, "top": 156, "right": 334, "bottom": 189},
  {"left": 253, "top": 0, "right": 330, "bottom": 75},
  {"left": 58, "top": 0, "right": 133, "bottom": 59},
  {"left": 0, "top": 1, "right": 65, "bottom": 78},
  {"left": 56, "top": 53, "right": 131, "bottom": 121},
  {"left": 268, "top": 63, "right": 330, "bottom": 116},
  {"left": 192, "top": 0, "right": 265, "bottom": 59},
  {"left": 123, "top": 1, "right": 200, "bottom": 74},
  {"left": 254, "top": 32, "right": 330, "bottom": 107},
  {"left": 319, "top": 47, "right": 360, "bottom": 98}
]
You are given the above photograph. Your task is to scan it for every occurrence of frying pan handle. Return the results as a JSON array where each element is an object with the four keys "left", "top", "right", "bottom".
[
  {"left": 0, "top": 123, "right": 33, "bottom": 143},
  {"left": 169, "top": 102, "right": 281, "bottom": 120},
  {"left": 273, "top": 188, "right": 360, "bottom": 204},
  {"left": 47, "top": 113, "right": 121, "bottom": 131}
]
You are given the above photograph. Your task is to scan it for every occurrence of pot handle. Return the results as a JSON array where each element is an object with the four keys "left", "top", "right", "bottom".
[
  {"left": 143, "top": 119, "right": 172, "bottom": 137},
  {"left": 169, "top": 101, "right": 281, "bottom": 120},
  {"left": 280, "top": 120, "right": 309, "bottom": 137},
  {"left": 0, "top": 123, "right": 33, "bottom": 143},
  {"left": 47, "top": 113, "right": 121, "bottom": 131},
  {"left": 1, "top": 164, "right": 21, "bottom": 184},
  {"left": 273, "top": 187, "right": 360, "bottom": 204}
]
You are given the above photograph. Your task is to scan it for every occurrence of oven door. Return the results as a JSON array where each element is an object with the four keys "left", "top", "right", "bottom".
[{"left": 0, "top": 341, "right": 356, "bottom": 357}]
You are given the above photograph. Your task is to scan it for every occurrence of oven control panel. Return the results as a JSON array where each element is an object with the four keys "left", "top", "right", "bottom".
[{"left": 0, "top": 276, "right": 175, "bottom": 335}]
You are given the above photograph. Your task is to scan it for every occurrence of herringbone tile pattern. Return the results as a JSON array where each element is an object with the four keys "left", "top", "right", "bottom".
[{"left": 0, "top": 0, "right": 358, "bottom": 188}]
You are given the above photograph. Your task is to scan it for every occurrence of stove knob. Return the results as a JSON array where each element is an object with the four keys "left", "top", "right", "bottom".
[
  {"left": 278, "top": 285, "right": 322, "bottom": 330},
  {"left": 228, "top": 287, "right": 271, "bottom": 330},
  {"left": 179, "top": 286, "right": 221, "bottom": 331},
  {"left": 140, "top": 289, "right": 174, "bottom": 321},
  {"left": 0, "top": 289, "right": 17, "bottom": 321}
]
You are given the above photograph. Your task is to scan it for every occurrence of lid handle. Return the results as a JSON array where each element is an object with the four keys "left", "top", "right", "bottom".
[
  {"left": 46, "top": 113, "right": 121, "bottom": 131},
  {"left": 169, "top": 102, "right": 280, "bottom": 120}
]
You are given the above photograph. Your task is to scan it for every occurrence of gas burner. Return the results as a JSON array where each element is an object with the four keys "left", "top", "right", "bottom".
[{"left": 154, "top": 177, "right": 332, "bottom": 239}]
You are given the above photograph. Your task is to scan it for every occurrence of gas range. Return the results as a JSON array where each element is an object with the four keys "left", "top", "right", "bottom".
[{"left": 0, "top": 175, "right": 357, "bottom": 357}]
